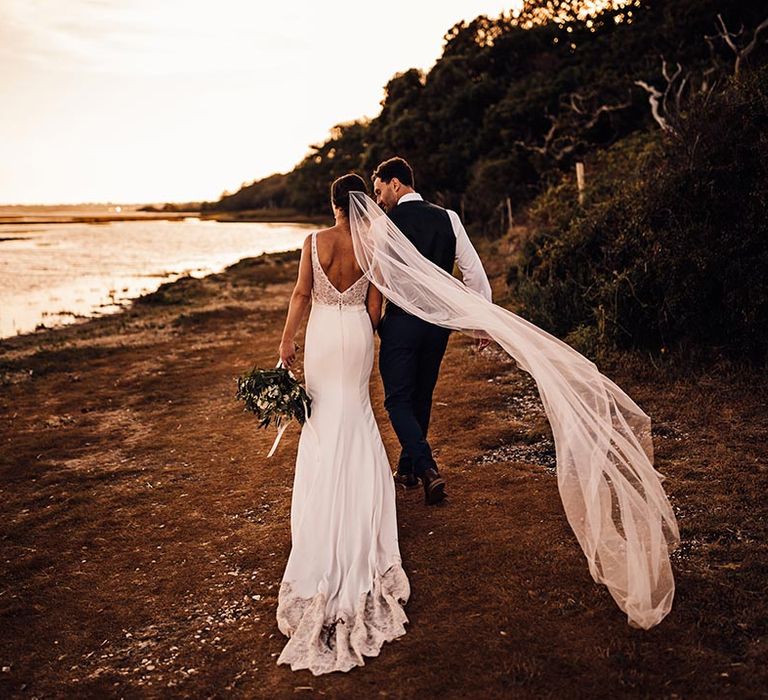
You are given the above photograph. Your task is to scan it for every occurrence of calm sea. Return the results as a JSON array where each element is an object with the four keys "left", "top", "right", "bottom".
[{"left": 0, "top": 218, "right": 313, "bottom": 338}]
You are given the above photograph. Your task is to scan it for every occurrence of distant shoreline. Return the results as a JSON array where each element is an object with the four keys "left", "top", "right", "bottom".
[
  {"left": 0, "top": 246, "right": 302, "bottom": 350},
  {"left": 0, "top": 211, "right": 196, "bottom": 225},
  {"left": 0, "top": 210, "right": 328, "bottom": 226},
  {"left": 201, "top": 210, "right": 330, "bottom": 225},
  {"left": 0, "top": 218, "right": 311, "bottom": 339}
]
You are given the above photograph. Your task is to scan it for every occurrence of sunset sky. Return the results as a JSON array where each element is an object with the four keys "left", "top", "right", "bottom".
[{"left": 0, "top": 0, "right": 524, "bottom": 205}]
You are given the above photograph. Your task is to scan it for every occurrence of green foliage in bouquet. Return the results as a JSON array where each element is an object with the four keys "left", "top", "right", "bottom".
[{"left": 236, "top": 367, "right": 311, "bottom": 428}]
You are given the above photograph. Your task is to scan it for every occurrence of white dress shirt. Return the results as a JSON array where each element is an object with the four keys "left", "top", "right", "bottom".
[{"left": 397, "top": 192, "right": 493, "bottom": 302}]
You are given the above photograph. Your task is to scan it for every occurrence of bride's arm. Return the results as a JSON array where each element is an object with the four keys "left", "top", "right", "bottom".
[
  {"left": 279, "top": 236, "right": 313, "bottom": 368},
  {"left": 366, "top": 284, "right": 383, "bottom": 331}
]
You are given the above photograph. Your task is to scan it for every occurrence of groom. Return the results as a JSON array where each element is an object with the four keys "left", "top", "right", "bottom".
[{"left": 372, "top": 157, "right": 492, "bottom": 505}]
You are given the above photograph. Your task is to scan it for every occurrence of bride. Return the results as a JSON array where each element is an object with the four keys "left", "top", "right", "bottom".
[{"left": 275, "top": 174, "right": 410, "bottom": 675}]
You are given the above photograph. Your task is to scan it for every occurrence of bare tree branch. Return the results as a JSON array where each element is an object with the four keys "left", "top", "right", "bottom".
[
  {"left": 715, "top": 13, "right": 744, "bottom": 56},
  {"left": 701, "top": 66, "right": 717, "bottom": 93},
  {"left": 675, "top": 75, "right": 688, "bottom": 113},
  {"left": 712, "top": 12, "right": 768, "bottom": 78},
  {"left": 660, "top": 58, "right": 683, "bottom": 120},
  {"left": 566, "top": 90, "right": 633, "bottom": 130},
  {"left": 737, "top": 14, "right": 768, "bottom": 76},
  {"left": 516, "top": 88, "right": 633, "bottom": 162},
  {"left": 513, "top": 112, "right": 581, "bottom": 162},
  {"left": 634, "top": 79, "right": 673, "bottom": 133}
]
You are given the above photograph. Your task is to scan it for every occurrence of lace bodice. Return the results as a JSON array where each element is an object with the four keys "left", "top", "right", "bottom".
[{"left": 311, "top": 232, "right": 369, "bottom": 308}]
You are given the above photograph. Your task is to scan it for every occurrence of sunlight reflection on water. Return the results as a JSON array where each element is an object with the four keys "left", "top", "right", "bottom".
[{"left": 0, "top": 218, "right": 313, "bottom": 338}]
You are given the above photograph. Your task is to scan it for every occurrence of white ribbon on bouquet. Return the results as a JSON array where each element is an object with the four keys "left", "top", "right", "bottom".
[{"left": 267, "top": 359, "right": 314, "bottom": 458}]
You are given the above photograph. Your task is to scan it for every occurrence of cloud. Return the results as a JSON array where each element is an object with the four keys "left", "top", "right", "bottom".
[{"left": 0, "top": 0, "right": 303, "bottom": 76}]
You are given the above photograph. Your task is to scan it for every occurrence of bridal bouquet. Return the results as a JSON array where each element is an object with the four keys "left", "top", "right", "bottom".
[
  {"left": 236, "top": 365, "right": 312, "bottom": 456},
  {"left": 236, "top": 366, "right": 311, "bottom": 427}
]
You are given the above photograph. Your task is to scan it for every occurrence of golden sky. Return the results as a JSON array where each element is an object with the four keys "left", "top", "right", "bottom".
[{"left": 0, "top": 0, "right": 524, "bottom": 205}]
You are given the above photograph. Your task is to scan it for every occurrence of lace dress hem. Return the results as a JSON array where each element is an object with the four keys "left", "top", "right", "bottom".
[{"left": 276, "top": 562, "right": 410, "bottom": 675}]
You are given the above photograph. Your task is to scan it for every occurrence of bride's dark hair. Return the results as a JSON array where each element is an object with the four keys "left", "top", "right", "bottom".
[{"left": 331, "top": 173, "right": 368, "bottom": 216}]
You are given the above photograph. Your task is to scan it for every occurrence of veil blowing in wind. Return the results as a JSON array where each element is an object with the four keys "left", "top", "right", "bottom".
[{"left": 349, "top": 191, "right": 680, "bottom": 630}]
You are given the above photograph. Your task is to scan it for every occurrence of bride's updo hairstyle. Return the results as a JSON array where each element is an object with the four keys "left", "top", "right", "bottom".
[{"left": 331, "top": 173, "right": 368, "bottom": 217}]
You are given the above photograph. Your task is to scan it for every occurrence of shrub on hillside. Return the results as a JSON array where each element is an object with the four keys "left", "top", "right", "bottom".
[{"left": 509, "top": 65, "right": 768, "bottom": 363}]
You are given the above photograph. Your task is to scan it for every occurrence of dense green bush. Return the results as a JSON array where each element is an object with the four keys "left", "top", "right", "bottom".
[{"left": 510, "top": 66, "right": 768, "bottom": 362}]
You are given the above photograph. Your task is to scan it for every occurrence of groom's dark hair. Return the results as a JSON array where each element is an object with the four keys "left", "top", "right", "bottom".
[
  {"left": 372, "top": 157, "right": 414, "bottom": 188},
  {"left": 331, "top": 173, "right": 368, "bottom": 216}
]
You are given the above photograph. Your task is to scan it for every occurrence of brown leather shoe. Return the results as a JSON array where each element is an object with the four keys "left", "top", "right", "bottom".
[
  {"left": 422, "top": 467, "right": 446, "bottom": 505},
  {"left": 393, "top": 471, "right": 420, "bottom": 489}
]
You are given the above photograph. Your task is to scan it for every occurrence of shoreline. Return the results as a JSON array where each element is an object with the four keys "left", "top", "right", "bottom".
[
  {"left": 200, "top": 207, "right": 330, "bottom": 225},
  {"left": 0, "top": 247, "right": 304, "bottom": 350},
  {"left": 0, "top": 217, "right": 313, "bottom": 340},
  {"left": 0, "top": 211, "right": 327, "bottom": 226},
  {"left": 0, "top": 211, "right": 197, "bottom": 226}
]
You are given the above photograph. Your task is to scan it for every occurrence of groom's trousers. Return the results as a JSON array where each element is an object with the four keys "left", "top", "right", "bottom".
[{"left": 378, "top": 311, "right": 451, "bottom": 478}]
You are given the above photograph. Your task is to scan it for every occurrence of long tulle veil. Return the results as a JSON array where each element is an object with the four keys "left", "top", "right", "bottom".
[{"left": 349, "top": 191, "right": 679, "bottom": 629}]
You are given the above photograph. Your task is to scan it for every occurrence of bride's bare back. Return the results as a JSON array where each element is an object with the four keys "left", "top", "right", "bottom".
[{"left": 314, "top": 225, "right": 364, "bottom": 293}]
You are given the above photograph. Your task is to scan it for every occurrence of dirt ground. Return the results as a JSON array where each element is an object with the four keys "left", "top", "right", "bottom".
[{"left": 1, "top": 247, "right": 766, "bottom": 699}]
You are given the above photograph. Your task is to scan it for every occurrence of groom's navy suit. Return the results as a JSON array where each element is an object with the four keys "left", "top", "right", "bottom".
[{"left": 378, "top": 195, "right": 475, "bottom": 479}]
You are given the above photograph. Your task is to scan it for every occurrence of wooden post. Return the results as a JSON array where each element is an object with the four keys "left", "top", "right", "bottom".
[
  {"left": 505, "top": 197, "right": 513, "bottom": 230},
  {"left": 576, "top": 162, "right": 585, "bottom": 205}
]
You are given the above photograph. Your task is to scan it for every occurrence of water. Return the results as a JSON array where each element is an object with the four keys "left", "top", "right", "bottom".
[{"left": 0, "top": 217, "right": 313, "bottom": 338}]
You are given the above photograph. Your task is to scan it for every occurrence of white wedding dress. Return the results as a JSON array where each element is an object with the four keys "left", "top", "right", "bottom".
[{"left": 276, "top": 232, "right": 410, "bottom": 675}]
